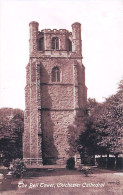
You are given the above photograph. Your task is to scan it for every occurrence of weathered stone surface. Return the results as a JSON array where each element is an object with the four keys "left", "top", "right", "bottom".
[{"left": 23, "top": 22, "right": 87, "bottom": 166}]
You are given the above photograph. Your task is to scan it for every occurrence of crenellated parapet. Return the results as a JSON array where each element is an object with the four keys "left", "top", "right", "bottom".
[{"left": 40, "top": 29, "right": 71, "bottom": 34}]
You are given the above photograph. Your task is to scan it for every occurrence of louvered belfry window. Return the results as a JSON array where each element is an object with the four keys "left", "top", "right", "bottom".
[
  {"left": 51, "top": 37, "right": 59, "bottom": 50},
  {"left": 67, "top": 39, "right": 72, "bottom": 51},
  {"left": 39, "top": 37, "right": 44, "bottom": 51}
]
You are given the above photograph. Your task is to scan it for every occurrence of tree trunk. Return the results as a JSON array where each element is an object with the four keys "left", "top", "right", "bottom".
[
  {"left": 114, "top": 154, "right": 118, "bottom": 169},
  {"left": 106, "top": 153, "right": 109, "bottom": 168},
  {"left": 101, "top": 154, "right": 102, "bottom": 167},
  {"left": 93, "top": 154, "right": 97, "bottom": 166}
]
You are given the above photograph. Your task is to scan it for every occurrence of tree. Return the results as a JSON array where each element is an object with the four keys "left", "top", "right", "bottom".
[
  {"left": 0, "top": 108, "right": 24, "bottom": 163},
  {"left": 76, "top": 99, "right": 104, "bottom": 164},
  {"left": 77, "top": 78, "right": 123, "bottom": 167},
  {"left": 95, "top": 79, "right": 123, "bottom": 167}
]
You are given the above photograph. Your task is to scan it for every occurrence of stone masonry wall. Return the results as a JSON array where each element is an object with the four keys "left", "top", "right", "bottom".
[
  {"left": 23, "top": 22, "right": 87, "bottom": 165},
  {"left": 42, "top": 110, "right": 75, "bottom": 164}
]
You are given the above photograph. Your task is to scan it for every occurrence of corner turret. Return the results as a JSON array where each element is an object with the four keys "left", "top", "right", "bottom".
[
  {"left": 72, "top": 22, "right": 82, "bottom": 55},
  {"left": 29, "top": 21, "right": 39, "bottom": 54}
]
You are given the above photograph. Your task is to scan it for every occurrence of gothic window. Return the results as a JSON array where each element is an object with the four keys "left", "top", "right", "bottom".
[
  {"left": 52, "top": 67, "right": 60, "bottom": 82},
  {"left": 39, "top": 37, "right": 44, "bottom": 51},
  {"left": 51, "top": 37, "right": 59, "bottom": 50},
  {"left": 67, "top": 39, "right": 72, "bottom": 51}
]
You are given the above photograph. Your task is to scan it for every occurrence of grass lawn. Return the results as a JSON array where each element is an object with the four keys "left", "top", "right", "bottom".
[{"left": 0, "top": 167, "right": 123, "bottom": 195}]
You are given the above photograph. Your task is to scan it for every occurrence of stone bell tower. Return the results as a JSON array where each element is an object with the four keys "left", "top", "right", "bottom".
[{"left": 23, "top": 21, "right": 87, "bottom": 166}]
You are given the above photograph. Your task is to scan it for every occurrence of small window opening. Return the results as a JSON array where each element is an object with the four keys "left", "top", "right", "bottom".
[{"left": 52, "top": 67, "right": 60, "bottom": 82}]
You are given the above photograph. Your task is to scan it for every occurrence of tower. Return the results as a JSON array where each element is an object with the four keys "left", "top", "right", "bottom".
[{"left": 23, "top": 22, "right": 87, "bottom": 165}]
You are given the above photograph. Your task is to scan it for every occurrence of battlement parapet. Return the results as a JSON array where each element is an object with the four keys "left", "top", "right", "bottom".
[{"left": 40, "top": 28, "right": 71, "bottom": 34}]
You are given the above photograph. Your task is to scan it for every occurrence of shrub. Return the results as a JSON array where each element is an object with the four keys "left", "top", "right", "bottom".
[
  {"left": 10, "top": 159, "right": 26, "bottom": 178},
  {"left": 66, "top": 157, "right": 75, "bottom": 170},
  {"left": 3, "top": 159, "right": 10, "bottom": 168}
]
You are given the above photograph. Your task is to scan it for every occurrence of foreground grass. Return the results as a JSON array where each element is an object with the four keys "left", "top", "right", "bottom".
[{"left": 0, "top": 167, "right": 123, "bottom": 195}]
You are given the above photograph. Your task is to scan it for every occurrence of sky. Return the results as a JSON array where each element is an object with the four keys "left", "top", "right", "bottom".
[{"left": 0, "top": 0, "right": 123, "bottom": 110}]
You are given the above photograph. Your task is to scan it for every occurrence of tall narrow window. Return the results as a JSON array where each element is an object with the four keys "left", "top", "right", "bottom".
[
  {"left": 67, "top": 39, "right": 72, "bottom": 51},
  {"left": 39, "top": 37, "right": 44, "bottom": 51},
  {"left": 51, "top": 37, "right": 59, "bottom": 50},
  {"left": 52, "top": 67, "right": 60, "bottom": 82}
]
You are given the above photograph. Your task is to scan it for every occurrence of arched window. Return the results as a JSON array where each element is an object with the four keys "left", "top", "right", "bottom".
[
  {"left": 67, "top": 39, "right": 72, "bottom": 51},
  {"left": 39, "top": 37, "right": 44, "bottom": 51},
  {"left": 52, "top": 67, "right": 60, "bottom": 82},
  {"left": 51, "top": 37, "right": 59, "bottom": 50}
]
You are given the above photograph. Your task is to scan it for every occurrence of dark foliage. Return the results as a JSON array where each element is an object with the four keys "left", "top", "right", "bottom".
[
  {"left": 77, "top": 79, "right": 123, "bottom": 167},
  {"left": 66, "top": 157, "right": 75, "bottom": 170},
  {"left": 0, "top": 108, "right": 24, "bottom": 163},
  {"left": 10, "top": 158, "right": 26, "bottom": 178}
]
